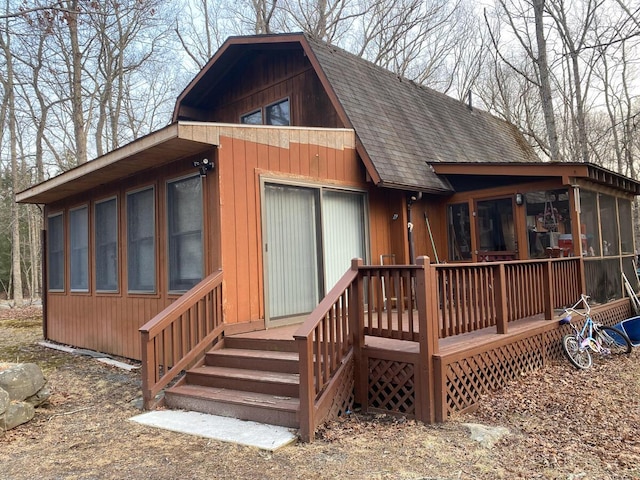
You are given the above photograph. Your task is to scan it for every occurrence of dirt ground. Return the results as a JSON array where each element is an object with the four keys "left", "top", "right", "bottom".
[{"left": 1, "top": 307, "right": 639, "bottom": 480}]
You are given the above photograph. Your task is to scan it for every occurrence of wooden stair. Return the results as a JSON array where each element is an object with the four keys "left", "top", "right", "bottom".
[{"left": 164, "top": 334, "right": 300, "bottom": 428}]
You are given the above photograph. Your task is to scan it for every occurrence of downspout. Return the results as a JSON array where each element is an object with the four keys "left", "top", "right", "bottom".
[{"left": 407, "top": 192, "right": 422, "bottom": 264}]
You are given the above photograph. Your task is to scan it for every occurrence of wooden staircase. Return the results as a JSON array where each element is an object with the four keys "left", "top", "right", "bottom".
[{"left": 164, "top": 333, "right": 300, "bottom": 428}]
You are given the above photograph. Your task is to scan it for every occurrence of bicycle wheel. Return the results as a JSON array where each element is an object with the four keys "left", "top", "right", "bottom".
[
  {"left": 561, "top": 334, "right": 592, "bottom": 369},
  {"left": 596, "top": 326, "right": 632, "bottom": 355}
]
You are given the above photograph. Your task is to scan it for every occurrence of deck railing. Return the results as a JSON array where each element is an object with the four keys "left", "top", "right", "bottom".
[
  {"left": 359, "top": 264, "right": 422, "bottom": 341},
  {"left": 434, "top": 257, "right": 582, "bottom": 338},
  {"left": 294, "top": 261, "right": 360, "bottom": 442},
  {"left": 139, "top": 270, "right": 224, "bottom": 409}
]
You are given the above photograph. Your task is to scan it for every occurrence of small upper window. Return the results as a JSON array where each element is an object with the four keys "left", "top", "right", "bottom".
[
  {"left": 266, "top": 98, "right": 290, "bottom": 126},
  {"left": 241, "top": 109, "right": 262, "bottom": 125}
]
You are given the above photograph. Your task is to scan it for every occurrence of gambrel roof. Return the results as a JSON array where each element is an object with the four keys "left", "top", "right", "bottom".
[{"left": 174, "top": 33, "right": 540, "bottom": 194}]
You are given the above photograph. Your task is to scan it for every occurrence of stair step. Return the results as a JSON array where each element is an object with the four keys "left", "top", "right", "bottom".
[
  {"left": 186, "top": 366, "right": 300, "bottom": 397},
  {"left": 206, "top": 348, "right": 299, "bottom": 373},
  {"left": 224, "top": 336, "right": 298, "bottom": 353},
  {"left": 165, "top": 384, "right": 299, "bottom": 428}
]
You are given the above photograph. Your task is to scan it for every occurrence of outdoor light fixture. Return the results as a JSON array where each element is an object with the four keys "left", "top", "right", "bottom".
[
  {"left": 515, "top": 193, "right": 524, "bottom": 206},
  {"left": 193, "top": 158, "right": 214, "bottom": 177}
]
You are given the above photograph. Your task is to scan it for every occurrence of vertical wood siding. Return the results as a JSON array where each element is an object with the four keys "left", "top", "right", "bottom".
[{"left": 216, "top": 127, "right": 397, "bottom": 326}]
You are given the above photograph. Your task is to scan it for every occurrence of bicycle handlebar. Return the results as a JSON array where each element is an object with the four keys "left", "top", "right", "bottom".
[{"left": 564, "top": 294, "right": 591, "bottom": 318}]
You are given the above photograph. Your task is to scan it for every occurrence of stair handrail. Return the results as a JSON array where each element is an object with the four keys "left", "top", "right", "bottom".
[
  {"left": 294, "top": 259, "right": 361, "bottom": 442},
  {"left": 139, "top": 270, "right": 224, "bottom": 409}
]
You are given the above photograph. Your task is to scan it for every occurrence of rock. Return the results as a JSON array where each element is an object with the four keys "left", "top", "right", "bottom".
[
  {"left": 0, "top": 388, "right": 9, "bottom": 415},
  {"left": 25, "top": 385, "right": 51, "bottom": 407},
  {"left": 0, "top": 363, "right": 46, "bottom": 401},
  {"left": 0, "top": 401, "right": 35, "bottom": 431},
  {"left": 462, "top": 423, "right": 510, "bottom": 448}
]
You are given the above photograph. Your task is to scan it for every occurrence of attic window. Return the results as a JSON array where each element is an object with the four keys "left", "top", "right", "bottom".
[
  {"left": 241, "top": 109, "right": 262, "bottom": 125},
  {"left": 266, "top": 98, "right": 290, "bottom": 126},
  {"left": 240, "top": 98, "right": 290, "bottom": 126}
]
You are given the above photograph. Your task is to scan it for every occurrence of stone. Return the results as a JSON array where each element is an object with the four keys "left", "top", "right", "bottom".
[
  {"left": 0, "top": 387, "right": 9, "bottom": 415},
  {"left": 25, "top": 385, "right": 51, "bottom": 407},
  {"left": 0, "top": 363, "right": 46, "bottom": 401},
  {"left": 462, "top": 423, "right": 510, "bottom": 449},
  {"left": 0, "top": 401, "right": 35, "bottom": 431}
]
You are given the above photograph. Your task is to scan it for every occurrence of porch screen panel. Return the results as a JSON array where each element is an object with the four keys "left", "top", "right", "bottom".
[
  {"left": 167, "top": 176, "right": 203, "bottom": 292},
  {"left": 265, "top": 184, "right": 320, "bottom": 318},
  {"left": 322, "top": 190, "right": 366, "bottom": 291},
  {"left": 599, "top": 194, "right": 619, "bottom": 256},
  {"left": 580, "top": 190, "right": 600, "bottom": 256},
  {"left": 47, "top": 213, "right": 64, "bottom": 291},
  {"left": 95, "top": 198, "right": 118, "bottom": 291},
  {"left": 127, "top": 187, "right": 155, "bottom": 293},
  {"left": 70, "top": 206, "right": 88, "bottom": 291},
  {"left": 618, "top": 198, "right": 633, "bottom": 255}
]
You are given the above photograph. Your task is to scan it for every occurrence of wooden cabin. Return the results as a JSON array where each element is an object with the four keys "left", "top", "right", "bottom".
[{"left": 17, "top": 33, "right": 640, "bottom": 441}]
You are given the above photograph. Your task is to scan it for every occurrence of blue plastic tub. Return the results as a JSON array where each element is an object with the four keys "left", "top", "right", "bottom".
[{"left": 614, "top": 316, "right": 640, "bottom": 347}]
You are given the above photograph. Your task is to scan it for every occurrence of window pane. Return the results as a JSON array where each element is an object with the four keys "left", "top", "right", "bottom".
[
  {"left": 70, "top": 206, "right": 88, "bottom": 291},
  {"left": 476, "top": 198, "right": 515, "bottom": 252},
  {"left": 618, "top": 198, "right": 633, "bottom": 255},
  {"left": 241, "top": 110, "right": 262, "bottom": 125},
  {"left": 525, "top": 189, "right": 571, "bottom": 258},
  {"left": 95, "top": 198, "right": 118, "bottom": 291},
  {"left": 48, "top": 214, "right": 64, "bottom": 291},
  {"left": 322, "top": 190, "right": 366, "bottom": 290},
  {"left": 127, "top": 188, "right": 155, "bottom": 292},
  {"left": 580, "top": 190, "right": 600, "bottom": 257},
  {"left": 448, "top": 203, "right": 472, "bottom": 261},
  {"left": 168, "top": 176, "right": 203, "bottom": 291},
  {"left": 266, "top": 99, "right": 290, "bottom": 126},
  {"left": 599, "top": 194, "right": 619, "bottom": 256}
]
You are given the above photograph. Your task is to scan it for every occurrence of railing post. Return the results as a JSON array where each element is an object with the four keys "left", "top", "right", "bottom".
[
  {"left": 140, "top": 331, "right": 154, "bottom": 410},
  {"left": 349, "top": 258, "right": 367, "bottom": 410},
  {"left": 416, "top": 256, "right": 437, "bottom": 423},
  {"left": 494, "top": 263, "right": 509, "bottom": 334},
  {"left": 543, "top": 259, "right": 555, "bottom": 319},
  {"left": 296, "top": 335, "right": 315, "bottom": 442}
]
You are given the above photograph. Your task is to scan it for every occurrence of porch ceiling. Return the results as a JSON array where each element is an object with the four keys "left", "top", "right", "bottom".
[
  {"left": 16, "top": 122, "right": 218, "bottom": 205},
  {"left": 432, "top": 161, "right": 640, "bottom": 196}
]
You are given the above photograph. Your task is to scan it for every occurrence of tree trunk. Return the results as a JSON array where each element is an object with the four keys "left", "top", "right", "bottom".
[{"left": 532, "top": 0, "right": 561, "bottom": 161}]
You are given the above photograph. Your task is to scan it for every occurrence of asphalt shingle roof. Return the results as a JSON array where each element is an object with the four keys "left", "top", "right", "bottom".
[{"left": 304, "top": 36, "right": 540, "bottom": 193}]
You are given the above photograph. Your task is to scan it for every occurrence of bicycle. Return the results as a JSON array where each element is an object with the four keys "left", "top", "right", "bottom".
[{"left": 559, "top": 294, "right": 632, "bottom": 369}]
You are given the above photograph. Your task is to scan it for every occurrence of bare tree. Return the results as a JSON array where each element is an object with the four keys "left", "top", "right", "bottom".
[{"left": 0, "top": 7, "right": 23, "bottom": 305}]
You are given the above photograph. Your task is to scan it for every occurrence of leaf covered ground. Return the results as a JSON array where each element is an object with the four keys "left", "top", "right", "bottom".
[{"left": 1, "top": 307, "right": 639, "bottom": 479}]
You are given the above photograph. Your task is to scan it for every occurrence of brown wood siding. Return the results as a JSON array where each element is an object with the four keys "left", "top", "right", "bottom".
[
  {"left": 43, "top": 149, "right": 219, "bottom": 360},
  {"left": 216, "top": 127, "right": 396, "bottom": 326},
  {"left": 207, "top": 51, "right": 341, "bottom": 128}
]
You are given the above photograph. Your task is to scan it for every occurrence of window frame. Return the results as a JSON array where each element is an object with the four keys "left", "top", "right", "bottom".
[
  {"left": 240, "top": 108, "right": 263, "bottom": 125},
  {"left": 94, "top": 196, "right": 119, "bottom": 293},
  {"left": 126, "top": 185, "right": 157, "bottom": 294},
  {"left": 47, "top": 211, "right": 65, "bottom": 292},
  {"left": 166, "top": 174, "right": 205, "bottom": 294},
  {"left": 69, "top": 204, "right": 90, "bottom": 293},
  {"left": 265, "top": 97, "right": 290, "bottom": 126}
]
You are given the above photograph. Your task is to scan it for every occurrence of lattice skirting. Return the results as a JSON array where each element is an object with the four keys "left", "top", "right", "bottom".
[
  {"left": 367, "top": 357, "right": 416, "bottom": 417},
  {"left": 440, "top": 299, "right": 632, "bottom": 419},
  {"left": 324, "top": 355, "right": 356, "bottom": 422}
]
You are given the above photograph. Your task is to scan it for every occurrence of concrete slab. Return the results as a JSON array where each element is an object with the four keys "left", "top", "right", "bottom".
[
  {"left": 39, "top": 341, "right": 139, "bottom": 371},
  {"left": 129, "top": 410, "right": 298, "bottom": 451}
]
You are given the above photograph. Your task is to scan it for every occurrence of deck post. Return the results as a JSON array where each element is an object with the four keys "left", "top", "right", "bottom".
[
  {"left": 416, "top": 256, "right": 438, "bottom": 423},
  {"left": 494, "top": 263, "right": 509, "bottom": 334},
  {"left": 349, "top": 258, "right": 367, "bottom": 409},
  {"left": 543, "top": 260, "right": 555, "bottom": 319},
  {"left": 140, "top": 331, "right": 154, "bottom": 410},
  {"left": 296, "top": 335, "right": 315, "bottom": 442}
]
